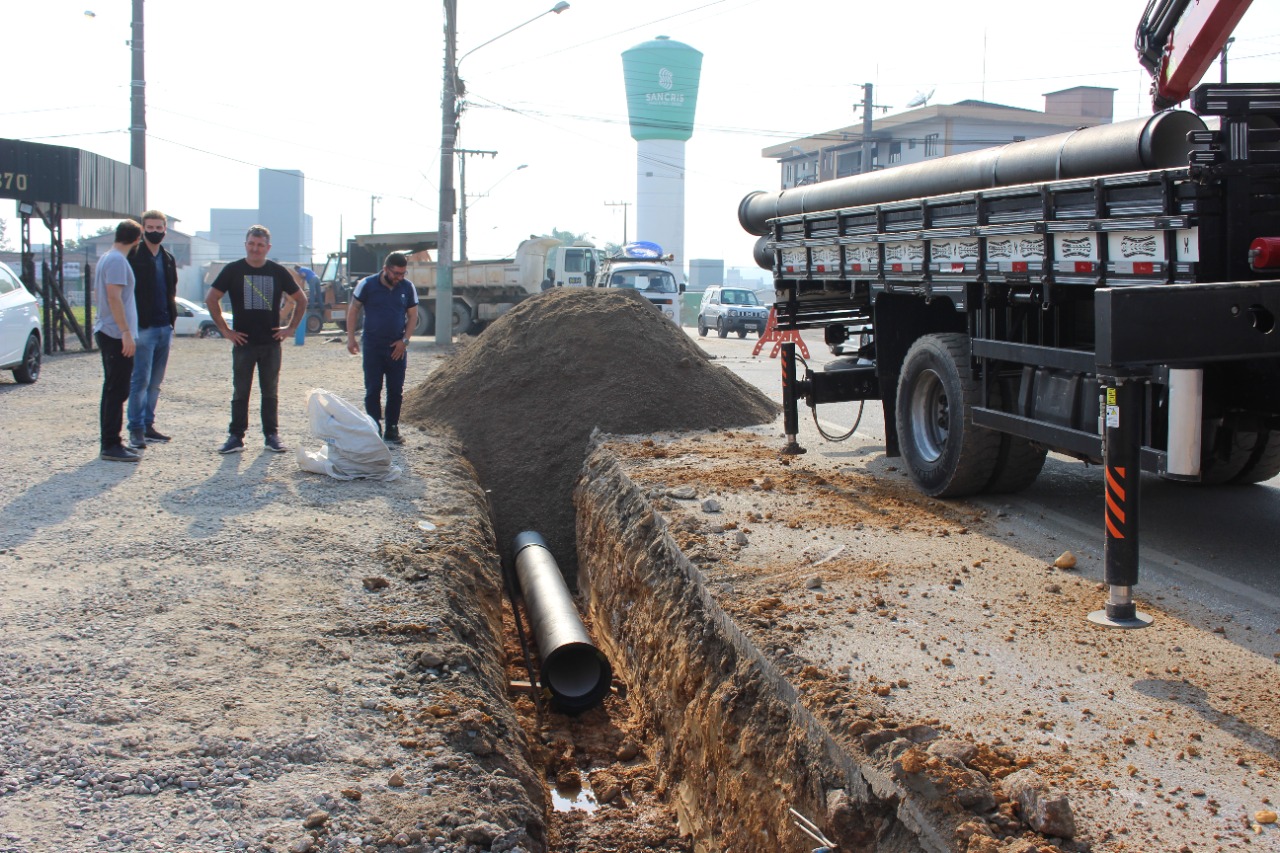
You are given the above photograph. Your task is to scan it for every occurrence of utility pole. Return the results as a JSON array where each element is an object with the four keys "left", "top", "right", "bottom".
[
  {"left": 1220, "top": 36, "right": 1235, "bottom": 84},
  {"left": 456, "top": 149, "right": 497, "bottom": 263},
  {"left": 437, "top": 0, "right": 459, "bottom": 346},
  {"left": 860, "top": 83, "right": 874, "bottom": 175},
  {"left": 370, "top": 195, "right": 381, "bottom": 234},
  {"left": 130, "top": 0, "right": 146, "bottom": 178},
  {"left": 604, "top": 201, "right": 630, "bottom": 245}
]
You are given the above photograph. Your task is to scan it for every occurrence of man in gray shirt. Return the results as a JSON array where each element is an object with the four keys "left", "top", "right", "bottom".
[{"left": 93, "top": 220, "right": 144, "bottom": 462}]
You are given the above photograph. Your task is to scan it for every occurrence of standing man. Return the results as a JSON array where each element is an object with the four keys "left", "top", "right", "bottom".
[
  {"left": 94, "top": 220, "right": 144, "bottom": 462},
  {"left": 126, "top": 209, "right": 179, "bottom": 450},
  {"left": 205, "top": 225, "right": 307, "bottom": 454},
  {"left": 346, "top": 252, "right": 418, "bottom": 444}
]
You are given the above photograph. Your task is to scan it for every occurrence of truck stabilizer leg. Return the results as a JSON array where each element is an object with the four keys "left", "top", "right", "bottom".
[
  {"left": 781, "top": 342, "right": 805, "bottom": 455},
  {"left": 1089, "top": 378, "right": 1153, "bottom": 629}
]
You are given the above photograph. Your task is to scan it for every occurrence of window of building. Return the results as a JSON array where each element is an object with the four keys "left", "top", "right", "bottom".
[
  {"left": 889, "top": 141, "right": 902, "bottom": 164},
  {"left": 925, "top": 133, "right": 940, "bottom": 157},
  {"left": 836, "top": 150, "right": 861, "bottom": 177}
]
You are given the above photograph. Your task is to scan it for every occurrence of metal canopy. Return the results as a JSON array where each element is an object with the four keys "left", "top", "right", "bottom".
[{"left": 0, "top": 138, "right": 145, "bottom": 219}]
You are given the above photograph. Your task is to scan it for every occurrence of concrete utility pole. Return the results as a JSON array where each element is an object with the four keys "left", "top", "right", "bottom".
[
  {"left": 130, "top": 0, "right": 146, "bottom": 177},
  {"left": 604, "top": 201, "right": 630, "bottom": 244},
  {"left": 860, "top": 83, "right": 874, "bottom": 175},
  {"left": 370, "top": 195, "right": 381, "bottom": 234},
  {"left": 456, "top": 149, "right": 497, "bottom": 263},
  {"left": 1220, "top": 37, "right": 1235, "bottom": 84},
  {"left": 436, "top": 0, "right": 459, "bottom": 346}
]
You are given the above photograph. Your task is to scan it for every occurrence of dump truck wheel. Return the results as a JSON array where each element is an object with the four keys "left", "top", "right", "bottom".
[
  {"left": 895, "top": 333, "right": 1001, "bottom": 498},
  {"left": 414, "top": 307, "right": 433, "bottom": 337},
  {"left": 305, "top": 313, "right": 323, "bottom": 335}
]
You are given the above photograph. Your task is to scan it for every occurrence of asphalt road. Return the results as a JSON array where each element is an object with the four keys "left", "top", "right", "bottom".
[{"left": 687, "top": 325, "right": 1280, "bottom": 639}]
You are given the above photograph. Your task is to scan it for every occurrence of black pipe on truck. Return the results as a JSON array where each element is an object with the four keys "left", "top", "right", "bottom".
[
  {"left": 513, "top": 531, "right": 612, "bottom": 714},
  {"left": 738, "top": 110, "right": 1206, "bottom": 238}
]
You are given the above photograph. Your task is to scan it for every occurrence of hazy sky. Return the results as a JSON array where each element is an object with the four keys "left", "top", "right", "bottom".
[{"left": 7, "top": 0, "right": 1280, "bottom": 275}]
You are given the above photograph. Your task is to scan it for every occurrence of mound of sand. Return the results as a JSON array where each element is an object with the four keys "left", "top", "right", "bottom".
[{"left": 402, "top": 287, "right": 779, "bottom": 576}]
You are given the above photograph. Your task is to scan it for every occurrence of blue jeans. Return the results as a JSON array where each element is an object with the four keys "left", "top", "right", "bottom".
[
  {"left": 127, "top": 325, "right": 172, "bottom": 432},
  {"left": 362, "top": 340, "right": 407, "bottom": 427}
]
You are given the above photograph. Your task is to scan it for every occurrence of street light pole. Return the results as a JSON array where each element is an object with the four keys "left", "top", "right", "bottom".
[
  {"left": 456, "top": 148, "right": 497, "bottom": 263},
  {"left": 436, "top": 0, "right": 569, "bottom": 346},
  {"left": 130, "top": 0, "right": 146, "bottom": 178}
]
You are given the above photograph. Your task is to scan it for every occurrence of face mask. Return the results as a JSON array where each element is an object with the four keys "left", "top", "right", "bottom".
[{"left": 144, "top": 231, "right": 165, "bottom": 245}]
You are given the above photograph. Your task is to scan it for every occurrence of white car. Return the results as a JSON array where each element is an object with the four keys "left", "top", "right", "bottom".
[
  {"left": 0, "top": 260, "right": 41, "bottom": 383},
  {"left": 174, "top": 296, "right": 228, "bottom": 337}
]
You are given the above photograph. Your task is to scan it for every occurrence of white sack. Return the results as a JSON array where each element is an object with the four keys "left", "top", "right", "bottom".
[{"left": 296, "top": 388, "right": 402, "bottom": 481}]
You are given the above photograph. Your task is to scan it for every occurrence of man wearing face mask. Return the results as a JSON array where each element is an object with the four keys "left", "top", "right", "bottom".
[{"left": 125, "top": 209, "right": 179, "bottom": 450}]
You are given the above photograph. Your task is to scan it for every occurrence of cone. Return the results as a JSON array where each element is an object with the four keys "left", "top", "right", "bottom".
[{"left": 752, "top": 306, "right": 810, "bottom": 359}]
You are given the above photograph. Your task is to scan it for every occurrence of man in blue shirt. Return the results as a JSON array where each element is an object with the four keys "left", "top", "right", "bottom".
[
  {"left": 126, "top": 209, "right": 179, "bottom": 450},
  {"left": 346, "top": 252, "right": 418, "bottom": 444}
]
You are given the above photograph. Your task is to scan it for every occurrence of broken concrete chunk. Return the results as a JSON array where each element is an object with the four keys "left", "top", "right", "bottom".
[
  {"left": 928, "top": 737, "right": 978, "bottom": 766},
  {"left": 1003, "top": 768, "right": 1076, "bottom": 839},
  {"left": 667, "top": 485, "right": 697, "bottom": 500}
]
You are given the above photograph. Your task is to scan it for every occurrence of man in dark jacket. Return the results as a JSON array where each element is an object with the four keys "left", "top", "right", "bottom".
[{"left": 126, "top": 209, "right": 179, "bottom": 449}]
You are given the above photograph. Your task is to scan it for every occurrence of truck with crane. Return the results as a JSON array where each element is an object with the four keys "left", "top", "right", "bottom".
[{"left": 739, "top": 0, "right": 1274, "bottom": 624}]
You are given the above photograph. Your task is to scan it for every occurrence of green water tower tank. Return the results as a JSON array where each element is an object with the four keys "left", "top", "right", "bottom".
[{"left": 621, "top": 36, "right": 703, "bottom": 142}]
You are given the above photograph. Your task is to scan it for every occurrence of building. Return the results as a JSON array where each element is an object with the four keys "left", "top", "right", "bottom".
[
  {"left": 199, "top": 168, "right": 314, "bottom": 264},
  {"left": 765, "top": 86, "right": 1116, "bottom": 190}
]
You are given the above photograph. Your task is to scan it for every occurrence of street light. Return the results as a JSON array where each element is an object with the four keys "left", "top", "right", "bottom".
[{"left": 436, "top": 1, "right": 569, "bottom": 345}]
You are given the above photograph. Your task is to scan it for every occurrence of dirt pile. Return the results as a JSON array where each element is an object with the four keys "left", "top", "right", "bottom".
[{"left": 402, "top": 287, "right": 778, "bottom": 574}]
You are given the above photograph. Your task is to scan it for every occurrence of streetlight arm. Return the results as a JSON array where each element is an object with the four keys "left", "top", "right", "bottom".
[{"left": 457, "top": 2, "right": 568, "bottom": 68}]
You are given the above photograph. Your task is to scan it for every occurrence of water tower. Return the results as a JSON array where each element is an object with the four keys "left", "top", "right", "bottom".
[{"left": 621, "top": 35, "right": 703, "bottom": 280}]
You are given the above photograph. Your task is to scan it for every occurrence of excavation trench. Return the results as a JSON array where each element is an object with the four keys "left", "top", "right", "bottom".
[{"left": 400, "top": 289, "right": 968, "bottom": 851}]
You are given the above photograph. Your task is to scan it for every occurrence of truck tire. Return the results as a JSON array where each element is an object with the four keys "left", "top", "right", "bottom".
[
  {"left": 895, "top": 333, "right": 1002, "bottom": 498},
  {"left": 983, "top": 382, "right": 1047, "bottom": 494},
  {"left": 305, "top": 313, "right": 323, "bottom": 335},
  {"left": 1233, "top": 430, "right": 1280, "bottom": 484},
  {"left": 1194, "top": 419, "right": 1280, "bottom": 485},
  {"left": 414, "top": 306, "right": 434, "bottom": 337},
  {"left": 451, "top": 302, "right": 471, "bottom": 335}
]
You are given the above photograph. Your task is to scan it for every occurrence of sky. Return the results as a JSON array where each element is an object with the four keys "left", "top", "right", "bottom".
[{"left": 7, "top": 0, "right": 1280, "bottom": 279}]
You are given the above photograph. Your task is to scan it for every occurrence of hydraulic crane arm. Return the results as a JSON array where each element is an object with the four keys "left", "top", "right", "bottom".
[{"left": 1135, "top": 0, "right": 1254, "bottom": 110}]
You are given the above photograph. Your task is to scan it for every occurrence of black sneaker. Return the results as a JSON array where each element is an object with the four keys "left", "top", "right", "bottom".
[
  {"left": 128, "top": 429, "right": 147, "bottom": 450},
  {"left": 100, "top": 444, "right": 140, "bottom": 463},
  {"left": 264, "top": 434, "right": 287, "bottom": 453},
  {"left": 218, "top": 435, "right": 245, "bottom": 454},
  {"left": 144, "top": 426, "right": 171, "bottom": 443},
  {"left": 383, "top": 424, "right": 402, "bottom": 444}
]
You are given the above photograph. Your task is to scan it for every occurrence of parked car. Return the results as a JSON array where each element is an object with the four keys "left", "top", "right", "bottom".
[
  {"left": 697, "top": 286, "right": 769, "bottom": 338},
  {"left": 0, "top": 260, "right": 41, "bottom": 383},
  {"left": 173, "top": 296, "right": 228, "bottom": 337}
]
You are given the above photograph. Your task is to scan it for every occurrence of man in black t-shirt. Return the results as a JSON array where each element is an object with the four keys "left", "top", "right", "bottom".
[{"left": 205, "top": 225, "right": 307, "bottom": 454}]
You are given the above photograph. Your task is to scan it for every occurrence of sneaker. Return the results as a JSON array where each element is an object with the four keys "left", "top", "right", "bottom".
[
  {"left": 100, "top": 444, "right": 140, "bottom": 463},
  {"left": 264, "top": 434, "right": 287, "bottom": 453},
  {"left": 218, "top": 435, "right": 245, "bottom": 454},
  {"left": 128, "top": 429, "right": 147, "bottom": 450},
  {"left": 144, "top": 426, "right": 171, "bottom": 443},
  {"left": 383, "top": 424, "right": 403, "bottom": 444}
]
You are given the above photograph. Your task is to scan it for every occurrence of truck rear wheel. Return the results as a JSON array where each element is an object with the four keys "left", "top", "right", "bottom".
[
  {"left": 895, "top": 333, "right": 1002, "bottom": 498},
  {"left": 1194, "top": 418, "right": 1280, "bottom": 485},
  {"left": 414, "top": 306, "right": 434, "bottom": 337},
  {"left": 983, "top": 381, "right": 1047, "bottom": 494},
  {"left": 305, "top": 313, "right": 323, "bottom": 335},
  {"left": 451, "top": 302, "right": 471, "bottom": 335}
]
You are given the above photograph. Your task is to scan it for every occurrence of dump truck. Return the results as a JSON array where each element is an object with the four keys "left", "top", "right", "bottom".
[
  {"left": 739, "top": 1, "right": 1278, "bottom": 626},
  {"left": 326, "top": 233, "right": 595, "bottom": 335}
]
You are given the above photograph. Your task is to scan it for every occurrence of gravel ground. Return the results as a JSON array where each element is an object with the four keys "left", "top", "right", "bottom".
[{"left": 0, "top": 336, "right": 543, "bottom": 853}]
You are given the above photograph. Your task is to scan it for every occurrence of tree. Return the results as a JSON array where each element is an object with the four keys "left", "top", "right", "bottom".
[{"left": 546, "top": 228, "right": 593, "bottom": 247}]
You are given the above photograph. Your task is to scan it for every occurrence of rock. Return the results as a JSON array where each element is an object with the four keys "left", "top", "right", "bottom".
[
  {"left": 302, "top": 811, "right": 329, "bottom": 829},
  {"left": 387, "top": 771, "right": 405, "bottom": 787},
  {"left": 361, "top": 576, "right": 389, "bottom": 591},
  {"left": 340, "top": 788, "right": 362, "bottom": 801},
  {"left": 804, "top": 575, "right": 823, "bottom": 590},
  {"left": 701, "top": 498, "right": 722, "bottom": 513},
  {"left": 1257, "top": 809, "right": 1278, "bottom": 824},
  {"left": 950, "top": 764, "right": 996, "bottom": 812},
  {"left": 666, "top": 486, "right": 697, "bottom": 500},
  {"left": 616, "top": 740, "right": 640, "bottom": 762},
  {"left": 1053, "top": 551, "right": 1077, "bottom": 570},
  {"left": 1003, "top": 769, "right": 1076, "bottom": 839},
  {"left": 287, "top": 838, "right": 314, "bottom": 853},
  {"left": 597, "top": 783, "right": 622, "bottom": 804},
  {"left": 453, "top": 822, "right": 502, "bottom": 845},
  {"left": 734, "top": 531, "right": 749, "bottom": 547},
  {"left": 491, "top": 828, "right": 535, "bottom": 853},
  {"left": 928, "top": 738, "right": 978, "bottom": 766},
  {"left": 418, "top": 650, "right": 445, "bottom": 669}
]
